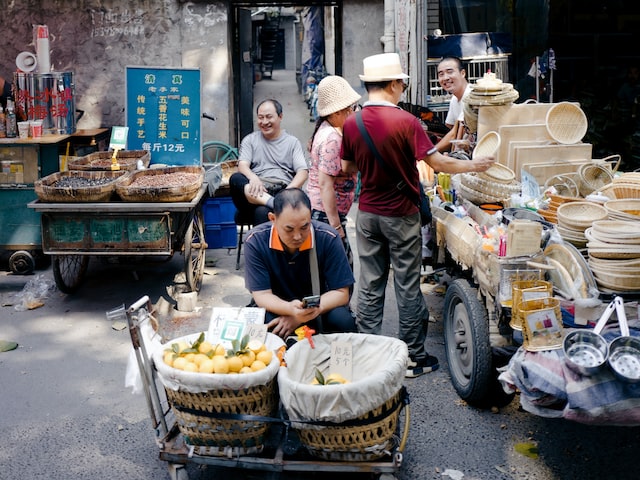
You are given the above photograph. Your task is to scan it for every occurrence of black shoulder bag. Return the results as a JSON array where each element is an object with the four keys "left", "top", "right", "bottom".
[{"left": 354, "top": 111, "right": 431, "bottom": 225}]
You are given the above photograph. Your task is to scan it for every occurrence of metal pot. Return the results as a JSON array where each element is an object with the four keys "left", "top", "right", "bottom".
[
  {"left": 563, "top": 298, "right": 617, "bottom": 376},
  {"left": 607, "top": 304, "right": 640, "bottom": 383}
]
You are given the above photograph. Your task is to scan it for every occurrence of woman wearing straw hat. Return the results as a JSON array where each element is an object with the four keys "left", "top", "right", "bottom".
[
  {"left": 306, "top": 75, "right": 361, "bottom": 270},
  {"left": 341, "top": 53, "right": 494, "bottom": 378}
]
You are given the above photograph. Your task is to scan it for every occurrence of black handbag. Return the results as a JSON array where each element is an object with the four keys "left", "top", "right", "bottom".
[{"left": 355, "top": 111, "right": 431, "bottom": 225}]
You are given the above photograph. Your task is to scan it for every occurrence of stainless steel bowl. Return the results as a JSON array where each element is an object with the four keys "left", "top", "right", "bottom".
[
  {"left": 563, "top": 297, "right": 617, "bottom": 376},
  {"left": 563, "top": 330, "right": 609, "bottom": 376},
  {"left": 607, "top": 307, "right": 640, "bottom": 383}
]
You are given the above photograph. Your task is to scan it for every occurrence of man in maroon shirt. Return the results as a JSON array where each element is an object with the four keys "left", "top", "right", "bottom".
[{"left": 341, "top": 53, "right": 494, "bottom": 377}]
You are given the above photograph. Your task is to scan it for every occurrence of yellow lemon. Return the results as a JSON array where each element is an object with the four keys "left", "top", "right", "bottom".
[
  {"left": 325, "top": 373, "right": 348, "bottom": 384},
  {"left": 193, "top": 353, "right": 209, "bottom": 367},
  {"left": 212, "top": 356, "right": 229, "bottom": 374},
  {"left": 256, "top": 350, "right": 273, "bottom": 366},
  {"left": 172, "top": 357, "right": 188, "bottom": 370},
  {"left": 199, "top": 358, "right": 215, "bottom": 374},
  {"left": 184, "top": 353, "right": 196, "bottom": 363},
  {"left": 176, "top": 341, "right": 190, "bottom": 353},
  {"left": 198, "top": 340, "right": 214, "bottom": 354},
  {"left": 212, "top": 344, "right": 227, "bottom": 356},
  {"left": 183, "top": 362, "right": 198, "bottom": 373},
  {"left": 239, "top": 366, "right": 253, "bottom": 374},
  {"left": 227, "top": 355, "right": 244, "bottom": 373},
  {"left": 240, "top": 350, "right": 256, "bottom": 367},
  {"left": 163, "top": 351, "right": 175, "bottom": 367},
  {"left": 247, "top": 339, "right": 266, "bottom": 355},
  {"left": 250, "top": 360, "right": 267, "bottom": 372}
]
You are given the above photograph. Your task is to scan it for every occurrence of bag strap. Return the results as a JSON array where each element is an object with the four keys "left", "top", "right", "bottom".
[
  {"left": 355, "top": 111, "right": 420, "bottom": 206},
  {"left": 310, "top": 228, "right": 320, "bottom": 296}
]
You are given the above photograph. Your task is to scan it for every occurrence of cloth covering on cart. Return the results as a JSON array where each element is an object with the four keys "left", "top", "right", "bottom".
[
  {"left": 499, "top": 323, "right": 640, "bottom": 425},
  {"left": 278, "top": 333, "right": 408, "bottom": 423}
]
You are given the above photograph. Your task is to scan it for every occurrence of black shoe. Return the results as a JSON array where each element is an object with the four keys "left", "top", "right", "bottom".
[{"left": 406, "top": 355, "right": 439, "bottom": 378}]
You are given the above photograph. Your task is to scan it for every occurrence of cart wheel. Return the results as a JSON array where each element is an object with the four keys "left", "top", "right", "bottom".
[
  {"left": 53, "top": 255, "right": 89, "bottom": 294},
  {"left": 9, "top": 250, "right": 35, "bottom": 275},
  {"left": 167, "top": 463, "right": 189, "bottom": 480},
  {"left": 184, "top": 210, "right": 206, "bottom": 292},
  {"left": 443, "top": 278, "right": 493, "bottom": 406}
]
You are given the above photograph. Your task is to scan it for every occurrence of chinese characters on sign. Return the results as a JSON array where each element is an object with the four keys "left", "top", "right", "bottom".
[{"left": 125, "top": 67, "right": 201, "bottom": 166}]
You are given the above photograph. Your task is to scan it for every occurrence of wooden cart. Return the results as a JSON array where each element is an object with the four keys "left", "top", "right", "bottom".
[{"left": 28, "top": 185, "right": 207, "bottom": 293}]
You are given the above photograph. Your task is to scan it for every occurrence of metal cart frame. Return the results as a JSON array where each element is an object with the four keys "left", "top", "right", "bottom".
[
  {"left": 125, "top": 296, "right": 409, "bottom": 480},
  {"left": 28, "top": 185, "right": 208, "bottom": 293}
]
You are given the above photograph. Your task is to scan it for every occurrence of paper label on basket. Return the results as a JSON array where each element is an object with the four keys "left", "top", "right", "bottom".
[
  {"left": 330, "top": 341, "right": 353, "bottom": 382},
  {"left": 520, "top": 169, "right": 539, "bottom": 200},
  {"left": 207, "top": 307, "right": 266, "bottom": 348}
]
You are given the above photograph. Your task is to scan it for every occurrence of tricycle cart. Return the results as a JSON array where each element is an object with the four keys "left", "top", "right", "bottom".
[
  {"left": 433, "top": 203, "right": 640, "bottom": 416},
  {"left": 27, "top": 185, "right": 207, "bottom": 293},
  {"left": 125, "top": 296, "right": 409, "bottom": 480}
]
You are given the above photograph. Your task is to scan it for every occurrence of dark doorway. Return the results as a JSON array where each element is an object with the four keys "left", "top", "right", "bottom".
[{"left": 230, "top": 2, "right": 341, "bottom": 147}]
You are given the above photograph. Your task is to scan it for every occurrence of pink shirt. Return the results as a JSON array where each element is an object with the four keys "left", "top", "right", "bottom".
[{"left": 307, "top": 121, "right": 357, "bottom": 216}]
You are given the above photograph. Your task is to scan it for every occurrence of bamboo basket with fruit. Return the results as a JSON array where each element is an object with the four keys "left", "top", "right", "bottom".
[
  {"left": 278, "top": 333, "right": 409, "bottom": 461},
  {"left": 153, "top": 332, "right": 284, "bottom": 456}
]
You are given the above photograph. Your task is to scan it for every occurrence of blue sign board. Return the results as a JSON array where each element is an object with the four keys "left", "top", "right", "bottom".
[{"left": 125, "top": 66, "right": 201, "bottom": 166}]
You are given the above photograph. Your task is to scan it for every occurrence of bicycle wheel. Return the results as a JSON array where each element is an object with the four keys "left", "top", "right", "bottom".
[{"left": 202, "top": 141, "right": 238, "bottom": 165}]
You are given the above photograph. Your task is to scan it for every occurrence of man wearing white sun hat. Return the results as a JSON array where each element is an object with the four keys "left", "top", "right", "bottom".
[{"left": 341, "top": 52, "right": 495, "bottom": 378}]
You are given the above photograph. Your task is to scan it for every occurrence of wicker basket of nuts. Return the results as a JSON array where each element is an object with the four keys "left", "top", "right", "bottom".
[
  {"left": 35, "top": 170, "right": 129, "bottom": 202},
  {"left": 115, "top": 166, "right": 205, "bottom": 202}
]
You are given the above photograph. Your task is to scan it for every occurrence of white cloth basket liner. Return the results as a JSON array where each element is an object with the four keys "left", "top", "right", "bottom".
[{"left": 278, "top": 333, "right": 408, "bottom": 424}]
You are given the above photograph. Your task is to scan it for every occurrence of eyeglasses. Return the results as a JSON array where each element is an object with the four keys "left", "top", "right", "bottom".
[{"left": 397, "top": 80, "right": 409, "bottom": 92}]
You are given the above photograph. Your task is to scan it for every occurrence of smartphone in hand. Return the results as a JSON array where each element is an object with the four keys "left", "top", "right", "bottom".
[{"left": 301, "top": 295, "right": 320, "bottom": 308}]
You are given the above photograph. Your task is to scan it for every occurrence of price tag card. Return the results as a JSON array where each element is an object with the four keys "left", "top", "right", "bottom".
[
  {"left": 109, "top": 126, "right": 129, "bottom": 151},
  {"left": 207, "top": 307, "right": 266, "bottom": 348},
  {"left": 330, "top": 341, "right": 353, "bottom": 381},
  {"left": 244, "top": 323, "right": 268, "bottom": 344}
]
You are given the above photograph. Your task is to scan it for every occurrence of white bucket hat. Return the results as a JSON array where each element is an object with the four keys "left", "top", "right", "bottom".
[
  {"left": 359, "top": 53, "right": 410, "bottom": 82},
  {"left": 317, "top": 76, "right": 362, "bottom": 117}
]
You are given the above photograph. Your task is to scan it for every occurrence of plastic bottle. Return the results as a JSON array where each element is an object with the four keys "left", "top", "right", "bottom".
[
  {"left": 5, "top": 100, "right": 17, "bottom": 138},
  {"left": 0, "top": 106, "right": 6, "bottom": 138}
]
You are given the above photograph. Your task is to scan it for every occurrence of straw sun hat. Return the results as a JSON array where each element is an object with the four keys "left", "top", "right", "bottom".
[
  {"left": 317, "top": 76, "right": 362, "bottom": 117},
  {"left": 359, "top": 53, "right": 410, "bottom": 82}
]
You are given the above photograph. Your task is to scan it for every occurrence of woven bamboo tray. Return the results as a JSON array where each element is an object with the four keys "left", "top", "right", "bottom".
[
  {"left": 115, "top": 166, "right": 204, "bottom": 202},
  {"left": 68, "top": 150, "right": 150, "bottom": 171},
  {"left": 35, "top": 170, "right": 128, "bottom": 203},
  {"left": 545, "top": 102, "right": 588, "bottom": 144},
  {"left": 557, "top": 201, "right": 608, "bottom": 230}
]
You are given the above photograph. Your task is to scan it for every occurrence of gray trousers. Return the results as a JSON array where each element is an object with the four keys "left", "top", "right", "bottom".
[{"left": 355, "top": 210, "right": 429, "bottom": 362}]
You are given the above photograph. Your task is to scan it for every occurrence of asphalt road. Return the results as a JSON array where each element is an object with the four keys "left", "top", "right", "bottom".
[{"left": 2, "top": 230, "right": 640, "bottom": 480}]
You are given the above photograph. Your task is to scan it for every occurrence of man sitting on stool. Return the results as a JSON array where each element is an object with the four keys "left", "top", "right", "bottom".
[
  {"left": 243, "top": 188, "right": 356, "bottom": 339},
  {"left": 230, "top": 99, "right": 309, "bottom": 226}
]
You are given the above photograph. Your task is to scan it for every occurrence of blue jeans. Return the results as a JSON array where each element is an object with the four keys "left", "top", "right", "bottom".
[{"left": 355, "top": 210, "right": 429, "bottom": 362}]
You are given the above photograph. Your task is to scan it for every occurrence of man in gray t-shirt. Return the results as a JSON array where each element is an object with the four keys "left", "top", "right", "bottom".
[{"left": 230, "top": 99, "right": 308, "bottom": 225}]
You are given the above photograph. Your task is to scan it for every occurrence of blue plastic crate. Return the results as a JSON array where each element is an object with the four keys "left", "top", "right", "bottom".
[
  {"left": 205, "top": 222, "right": 237, "bottom": 249},
  {"left": 203, "top": 196, "right": 236, "bottom": 225}
]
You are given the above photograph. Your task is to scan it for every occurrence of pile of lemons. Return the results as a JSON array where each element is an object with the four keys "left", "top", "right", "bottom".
[{"left": 163, "top": 333, "right": 273, "bottom": 374}]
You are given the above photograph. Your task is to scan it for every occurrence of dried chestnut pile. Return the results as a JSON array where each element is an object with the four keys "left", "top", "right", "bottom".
[
  {"left": 54, "top": 176, "right": 114, "bottom": 188},
  {"left": 130, "top": 172, "right": 200, "bottom": 188}
]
